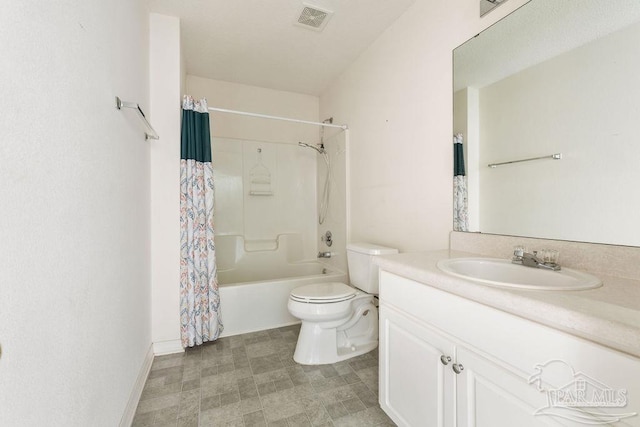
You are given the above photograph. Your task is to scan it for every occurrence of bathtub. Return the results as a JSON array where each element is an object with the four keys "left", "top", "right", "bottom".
[{"left": 216, "top": 234, "right": 348, "bottom": 337}]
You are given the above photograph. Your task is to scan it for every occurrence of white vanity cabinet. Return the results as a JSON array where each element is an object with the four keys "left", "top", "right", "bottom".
[
  {"left": 380, "top": 304, "right": 553, "bottom": 427},
  {"left": 379, "top": 304, "right": 455, "bottom": 426},
  {"left": 378, "top": 271, "right": 640, "bottom": 427}
]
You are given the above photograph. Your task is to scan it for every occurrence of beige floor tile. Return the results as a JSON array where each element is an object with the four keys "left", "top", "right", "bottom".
[
  {"left": 136, "top": 392, "right": 182, "bottom": 414},
  {"left": 244, "top": 409, "right": 267, "bottom": 427},
  {"left": 239, "top": 396, "right": 262, "bottom": 414},
  {"left": 317, "top": 384, "right": 357, "bottom": 405},
  {"left": 133, "top": 328, "right": 395, "bottom": 427},
  {"left": 200, "top": 401, "right": 242, "bottom": 424}
]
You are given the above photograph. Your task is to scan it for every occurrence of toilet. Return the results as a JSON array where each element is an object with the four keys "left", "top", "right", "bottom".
[{"left": 288, "top": 242, "right": 399, "bottom": 365}]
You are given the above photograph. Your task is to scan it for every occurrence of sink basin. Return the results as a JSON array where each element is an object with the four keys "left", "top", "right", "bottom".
[{"left": 436, "top": 257, "right": 602, "bottom": 291}]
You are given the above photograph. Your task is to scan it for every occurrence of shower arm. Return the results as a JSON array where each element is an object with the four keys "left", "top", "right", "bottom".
[{"left": 298, "top": 141, "right": 325, "bottom": 154}]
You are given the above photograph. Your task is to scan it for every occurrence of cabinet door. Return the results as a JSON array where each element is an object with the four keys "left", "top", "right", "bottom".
[
  {"left": 455, "top": 346, "right": 564, "bottom": 427},
  {"left": 379, "top": 304, "right": 455, "bottom": 427}
]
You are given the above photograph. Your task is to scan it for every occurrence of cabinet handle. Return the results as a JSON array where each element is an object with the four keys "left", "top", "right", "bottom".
[
  {"left": 452, "top": 363, "right": 464, "bottom": 374},
  {"left": 440, "top": 355, "right": 452, "bottom": 365}
]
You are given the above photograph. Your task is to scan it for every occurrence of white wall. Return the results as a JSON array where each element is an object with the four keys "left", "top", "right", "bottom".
[
  {"left": 149, "top": 14, "right": 183, "bottom": 354},
  {"left": 319, "top": 0, "right": 530, "bottom": 252},
  {"left": 0, "top": 1, "right": 151, "bottom": 425},
  {"left": 478, "top": 21, "right": 640, "bottom": 245},
  {"left": 187, "top": 76, "right": 319, "bottom": 144}
]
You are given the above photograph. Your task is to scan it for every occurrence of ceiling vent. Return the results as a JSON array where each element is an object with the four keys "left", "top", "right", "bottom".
[{"left": 295, "top": 4, "right": 333, "bottom": 32}]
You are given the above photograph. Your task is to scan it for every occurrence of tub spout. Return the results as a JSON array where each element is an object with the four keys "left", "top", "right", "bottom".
[{"left": 318, "top": 251, "right": 332, "bottom": 258}]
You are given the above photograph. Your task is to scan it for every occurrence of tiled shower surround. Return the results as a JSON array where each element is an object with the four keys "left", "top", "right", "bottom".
[{"left": 132, "top": 325, "right": 395, "bottom": 426}]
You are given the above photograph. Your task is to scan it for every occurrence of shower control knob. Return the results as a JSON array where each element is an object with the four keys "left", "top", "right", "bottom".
[
  {"left": 452, "top": 363, "right": 464, "bottom": 374},
  {"left": 440, "top": 355, "right": 451, "bottom": 365},
  {"left": 322, "top": 230, "right": 333, "bottom": 247}
]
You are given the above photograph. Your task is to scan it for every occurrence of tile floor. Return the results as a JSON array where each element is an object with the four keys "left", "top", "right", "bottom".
[{"left": 132, "top": 325, "right": 396, "bottom": 427}]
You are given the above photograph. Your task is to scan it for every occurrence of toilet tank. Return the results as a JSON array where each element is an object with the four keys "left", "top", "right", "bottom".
[{"left": 346, "top": 243, "right": 399, "bottom": 294}]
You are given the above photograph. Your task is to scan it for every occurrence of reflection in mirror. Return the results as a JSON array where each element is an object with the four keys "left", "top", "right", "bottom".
[
  {"left": 453, "top": 0, "right": 640, "bottom": 246},
  {"left": 480, "top": 0, "right": 509, "bottom": 17}
]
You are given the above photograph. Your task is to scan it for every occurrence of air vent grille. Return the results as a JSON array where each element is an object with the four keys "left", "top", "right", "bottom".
[
  {"left": 298, "top": 7, "right": 327, "bottom": 28},
  {"left": 295, "top": 5, "right": 333, "bottom": 31}
]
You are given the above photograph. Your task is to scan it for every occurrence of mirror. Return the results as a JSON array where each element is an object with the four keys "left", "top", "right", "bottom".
[{"left": 453, "top": 0, "right": 640, "bottom": 247}]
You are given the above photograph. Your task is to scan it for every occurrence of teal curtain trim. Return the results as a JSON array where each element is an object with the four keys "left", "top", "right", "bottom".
[
  {"left": 181, "top": 109, "right": 212, "bottom": 162},
  {"left": 454, "top": 143, "right": 466, "bottom": 177}
]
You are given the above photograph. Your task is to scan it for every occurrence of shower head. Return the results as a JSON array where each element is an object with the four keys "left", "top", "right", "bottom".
[{"left": 298, "top": 141, "right": 325, "bottom": 154}]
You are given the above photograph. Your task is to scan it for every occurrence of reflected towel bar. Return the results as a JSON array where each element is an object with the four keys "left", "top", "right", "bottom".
[
  {"left": 116, "top": 96, "right": 159, "bottom": 140},
  {"left": 488, "top": 153, "right": 562, "bottom": 168}
]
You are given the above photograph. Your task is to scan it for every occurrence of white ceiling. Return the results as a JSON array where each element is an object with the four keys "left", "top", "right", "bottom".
[{"left": 148, "top": 0, "right": 417, "bottom": 96}]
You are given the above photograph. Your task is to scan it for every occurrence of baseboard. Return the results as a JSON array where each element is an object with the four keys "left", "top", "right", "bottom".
[
  {"left": 119, "top": 344, "right": 154, "bottom": 427},
  {"left": 219, "top": 320, "right": 301, "bottom": 338},
  {"left": 153, "top": 339, "right": 184, "bottom": 356}
]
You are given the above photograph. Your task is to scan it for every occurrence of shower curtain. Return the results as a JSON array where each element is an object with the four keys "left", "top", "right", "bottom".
[
  {"left": 180, "top": 95, "right": 223, "bottom": 348},
  {"left": 453, "top": 133, "right": 469, "bottom": 232}
]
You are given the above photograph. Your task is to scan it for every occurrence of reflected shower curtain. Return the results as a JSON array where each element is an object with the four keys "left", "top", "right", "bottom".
[
  {"left": 453, "top": 133, "right": 469, "bottom": 231},
  {"left": 180, "top": 95, "right": 223, "bottom": 348}
]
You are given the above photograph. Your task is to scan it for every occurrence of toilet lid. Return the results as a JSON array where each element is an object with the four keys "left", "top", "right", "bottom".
[{"left": 290, "top": 282, "right": 357, "bottom": 303}]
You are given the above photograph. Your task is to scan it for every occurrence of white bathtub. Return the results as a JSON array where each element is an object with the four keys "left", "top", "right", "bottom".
[{"left": 216, "top": 234, "right": 348, "bottom": 337}]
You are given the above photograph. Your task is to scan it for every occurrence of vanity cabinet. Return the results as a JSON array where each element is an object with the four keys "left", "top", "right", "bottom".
[
  {"left": 378, "top": 271, "right": 640, "bottom": 427},
  {"left": 380, "top": 304, "right": 552, "bottom": 426},
  {"left": 379, "top": 304, "right": 455, "bottom": 426}
]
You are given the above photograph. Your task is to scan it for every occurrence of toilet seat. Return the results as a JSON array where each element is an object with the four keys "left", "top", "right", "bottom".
[{"left": 290, "top": 282, "right": 357, "bottom": 303}]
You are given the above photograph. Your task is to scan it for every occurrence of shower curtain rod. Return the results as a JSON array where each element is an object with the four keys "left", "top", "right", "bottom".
[{"left": 207, "top": 106, "right": 348, "bottom": 130}]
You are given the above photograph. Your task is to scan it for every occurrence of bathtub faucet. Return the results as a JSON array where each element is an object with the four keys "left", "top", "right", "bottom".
[{"left": 318, "top": 251, "right": 332, "bottom": 259}]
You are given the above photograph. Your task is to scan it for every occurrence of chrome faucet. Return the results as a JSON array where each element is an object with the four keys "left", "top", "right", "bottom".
[
  {"left": 512, "top": 247, "right": 561, "bottom": 271},
  {"left": 318, "top": 251, "right": 332, "bottom": 259}
]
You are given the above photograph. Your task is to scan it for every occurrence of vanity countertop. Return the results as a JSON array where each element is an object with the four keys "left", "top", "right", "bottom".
[{"left": 375, "top": 250, "right": 640, "bottom": 359}]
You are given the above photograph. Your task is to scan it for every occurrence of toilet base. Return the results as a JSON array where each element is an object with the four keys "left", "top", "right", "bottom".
[
  {"left": 336, "top": 341, "right": 378, "bottom": 360},
  {"left": 292, "top": 303, "right": 378, "bottom": 365}
]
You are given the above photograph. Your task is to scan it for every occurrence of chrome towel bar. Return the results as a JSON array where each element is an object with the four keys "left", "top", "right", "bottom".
[
  {"left": 488, "top": 153, "right": 561, "bottom": 168},
  {"left": 116, "top": 96, "right": 159, "bottom": 140}
]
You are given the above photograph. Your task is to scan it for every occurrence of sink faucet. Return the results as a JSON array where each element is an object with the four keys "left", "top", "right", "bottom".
[{"left": 512, "top": 248, "right": 561, "bottom": 271}]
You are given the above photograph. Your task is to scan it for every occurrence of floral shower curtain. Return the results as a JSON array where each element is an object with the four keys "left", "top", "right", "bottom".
[
  {"left": 453, "top": 133, "right": 469, "bottom": 232},
  {"left": 180, "top": 95, "right": 223, "bottom": 348}
]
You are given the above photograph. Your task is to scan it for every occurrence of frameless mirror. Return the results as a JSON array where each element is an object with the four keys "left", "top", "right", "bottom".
[{"left": 454, "top": 0, "right": 640, "bottom": 246}]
